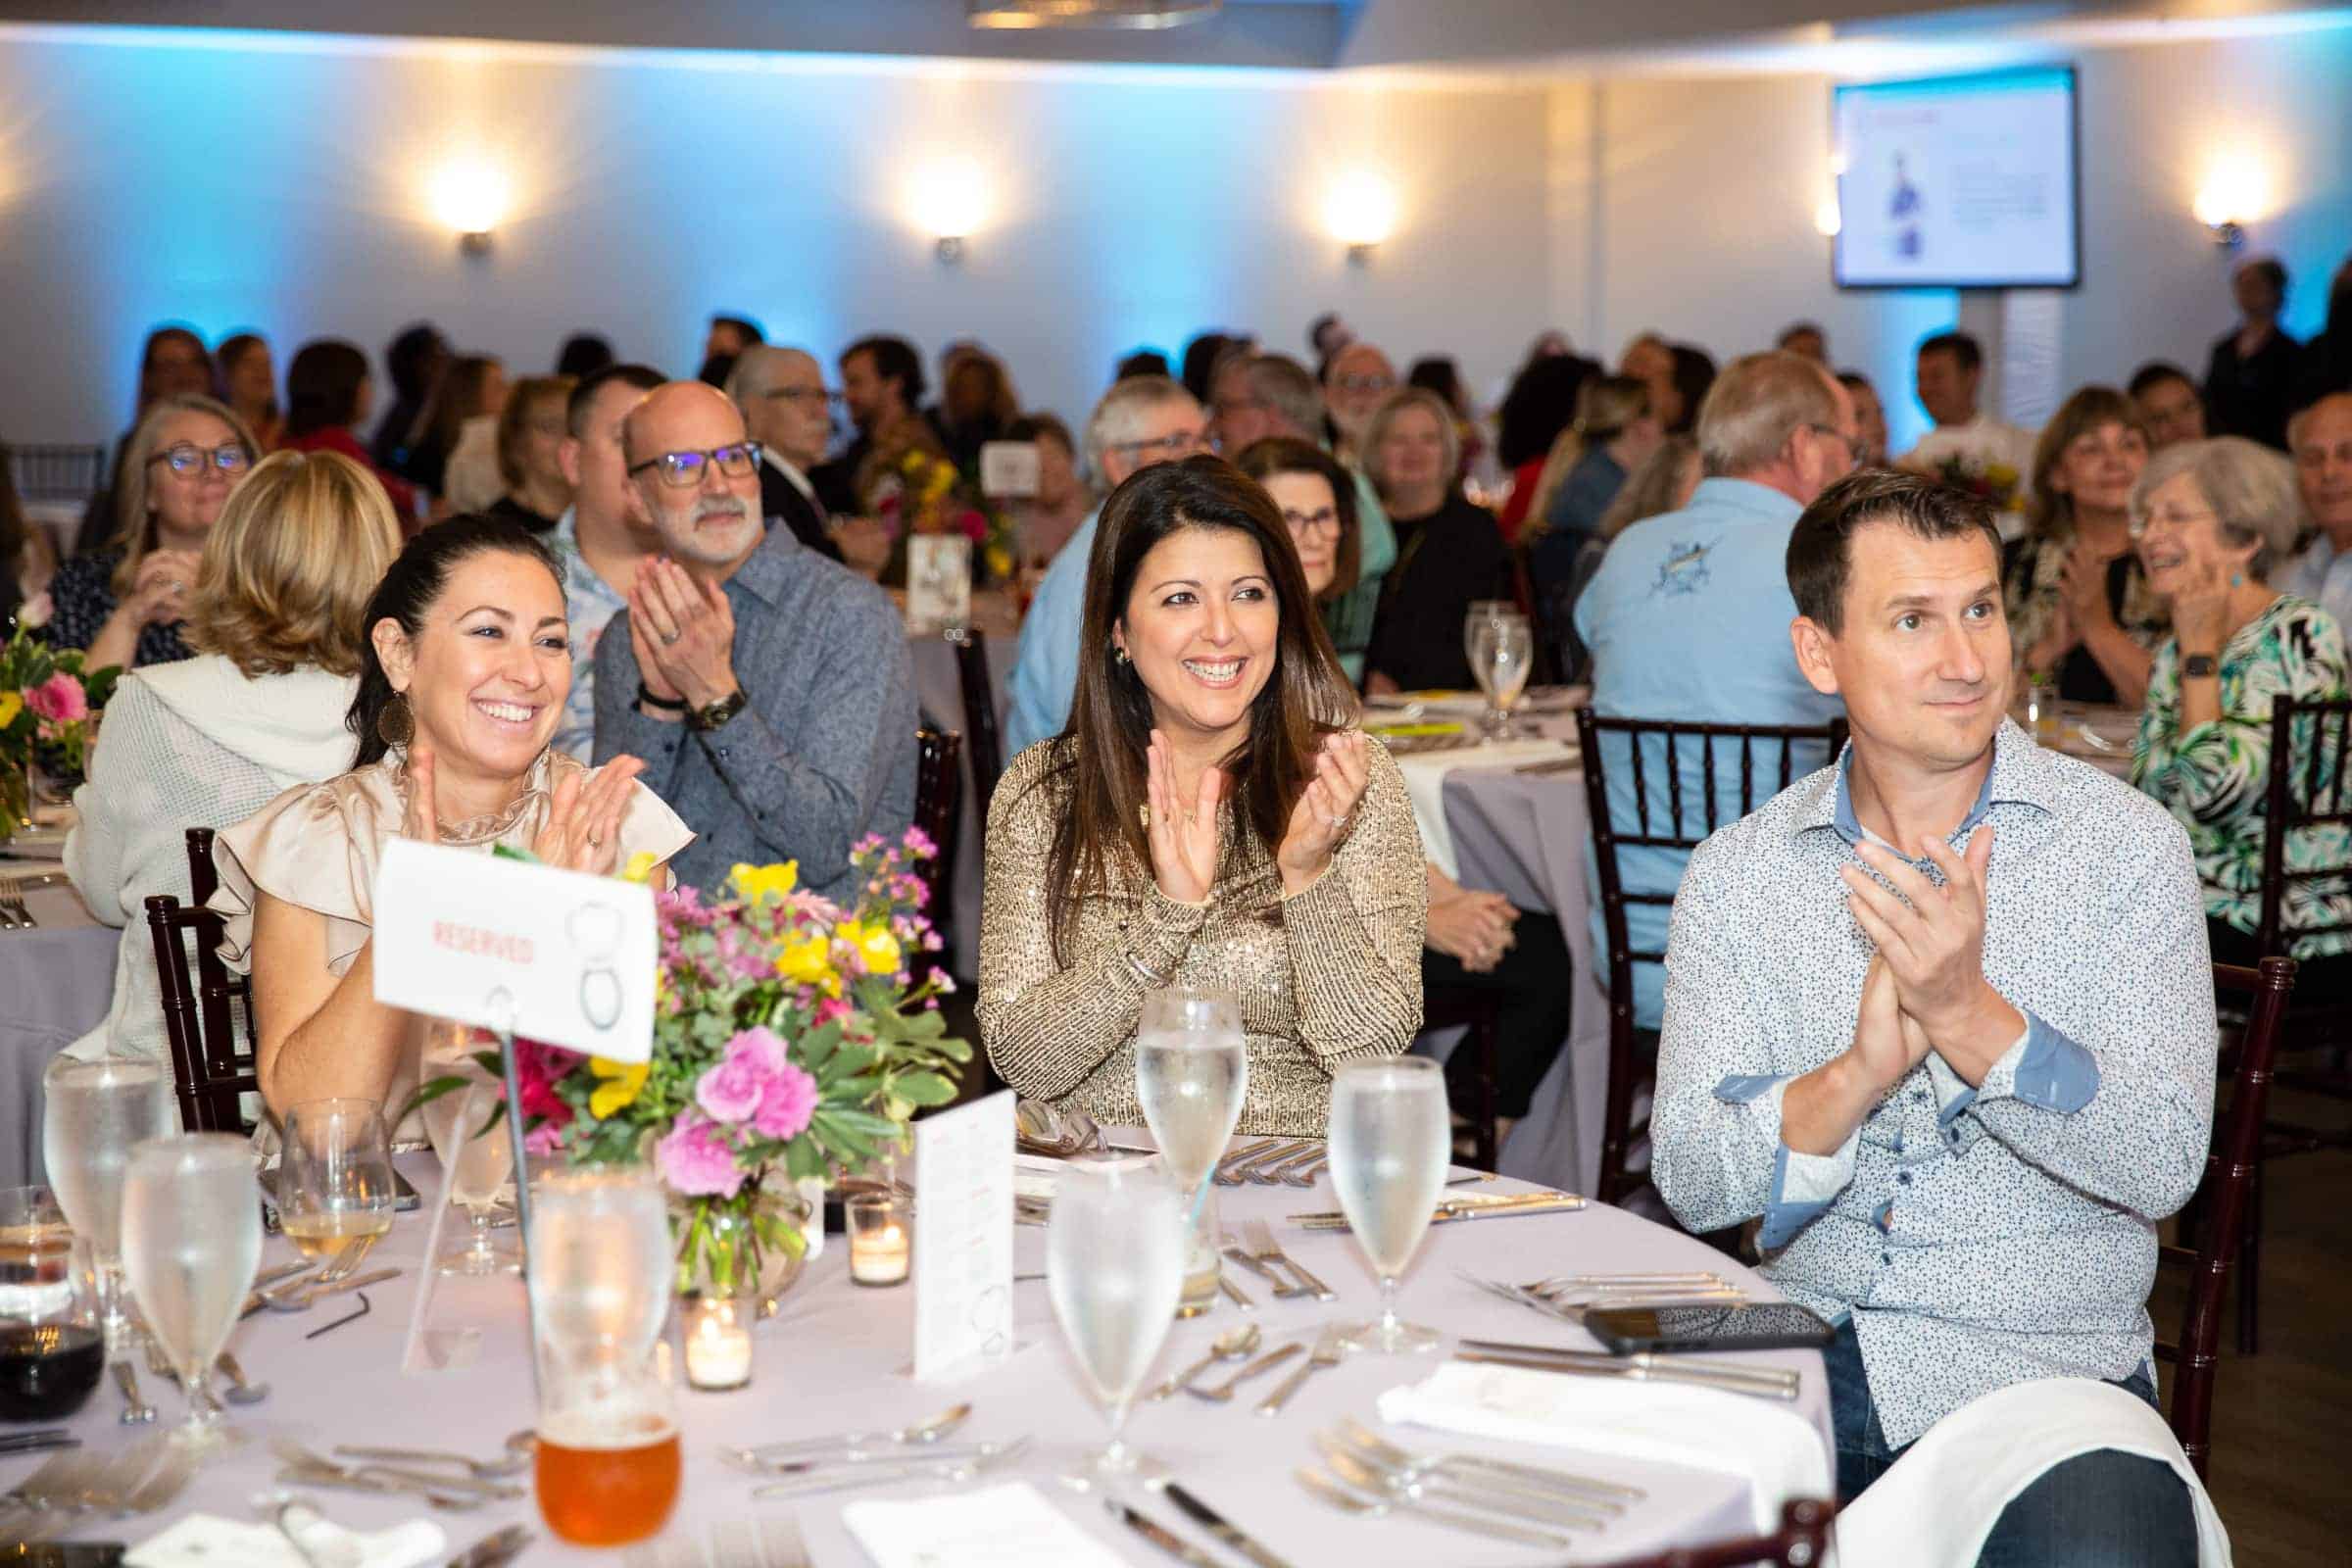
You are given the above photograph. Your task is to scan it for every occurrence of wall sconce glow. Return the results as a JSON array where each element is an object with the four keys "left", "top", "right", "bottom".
[
  {"left": 431, "top": 160, "right": 510, "bottom": 256},
  {"left": 912, "top": 159, "right": 988, "bottom": 265},
  {"left": 1325, "top": 171, "right": 1398, "bottom": 265},
  {"left": 2192, "top": 157, "right": 2268, "bottom": 251},
  {"left": 1814, "top": 195, "right": 1843, "bottom": 239}
]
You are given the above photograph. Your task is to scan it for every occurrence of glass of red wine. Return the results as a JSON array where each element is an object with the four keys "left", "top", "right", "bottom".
[{"left": 0, "top": 1186, "right": 105, "bottom": 1423}]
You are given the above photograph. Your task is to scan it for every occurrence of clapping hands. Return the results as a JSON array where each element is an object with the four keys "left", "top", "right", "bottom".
[{"left": 1274, "top": 730, "right": 1371, "bottom": 897}]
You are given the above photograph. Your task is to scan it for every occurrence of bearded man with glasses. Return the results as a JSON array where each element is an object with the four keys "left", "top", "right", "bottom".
[{"left": 592, "top": 380, "right": 914, "bottom": 901}]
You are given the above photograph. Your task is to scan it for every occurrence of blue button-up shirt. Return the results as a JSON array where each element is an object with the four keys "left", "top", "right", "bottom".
[
  {"left": 1004, "top": 507, "right": 1101, "bottom": 760},
  {"left": 547, "top": 508, "right": 631, "bottom": 762},
  {"left": 1574, "top": 477, "right": 1847, "bottom": 1027},
  {"left": 1654, "top": 720, "right": 2216, "bottom": 1447}
]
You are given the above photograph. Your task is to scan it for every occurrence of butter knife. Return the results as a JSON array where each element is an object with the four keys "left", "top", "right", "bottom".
[
  {"left": 1457, "top": 1348, "right": 1799, "bottom": 1400},
  {"left": 1109, "top": 1500, "right": 1222, "bottom": 1568},
  {"left": 1161, "top": 1482, "right": 1297, "bottom": 1568},
  {"left": 446, "top": 1524, "right": 534, "bottom": 1567}
]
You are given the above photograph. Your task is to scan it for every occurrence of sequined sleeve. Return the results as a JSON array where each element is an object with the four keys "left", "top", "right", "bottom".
[
  {"left": 1279, "top": 739, "right": 1426, "bottom": 1067},
  {"left": 976, "top": 743, "right": 1213, "bottom": 1100}
]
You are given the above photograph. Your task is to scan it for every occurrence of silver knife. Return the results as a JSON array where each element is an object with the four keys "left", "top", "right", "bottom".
[
  {"left": 1110, "top": 1500, "right": 1222, "bottom": 1568},
  {"left": 447, "top": 1524, "right": 534, "bottom": 1567},
  {"left": 1457, "top": 1348, "right": 1799, "bottom": 1400},
  {"left": 1160, "top": 1482, "right": 1297, "bottom": 1568}
]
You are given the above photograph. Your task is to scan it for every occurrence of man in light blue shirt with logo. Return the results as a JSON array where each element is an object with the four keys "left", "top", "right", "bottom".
[
  {"left": 1004, "top": 376, "right": 1208, "bottom": 758},
  {"left": 1574, "top": 351, "right": 1859, "bottom": 1031}
]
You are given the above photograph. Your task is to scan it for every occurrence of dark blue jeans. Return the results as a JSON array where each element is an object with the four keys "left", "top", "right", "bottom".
[{"left": 1825, "top": 1317, "right": 2197, "bottom": 1566}]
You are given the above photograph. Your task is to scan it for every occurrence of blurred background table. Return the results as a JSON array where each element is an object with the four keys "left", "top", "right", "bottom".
[{"left": 0, "top": 809, "right": 113, "bottom": 1185}]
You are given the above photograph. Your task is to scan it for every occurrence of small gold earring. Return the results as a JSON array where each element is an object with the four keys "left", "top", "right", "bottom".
[{"left": 1114, "top": 647, "right": 1131, "bottom": 665}]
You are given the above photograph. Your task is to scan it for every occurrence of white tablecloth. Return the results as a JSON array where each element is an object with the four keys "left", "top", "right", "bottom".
[
  {"left": 0, "top": 856, "right": 113, "bottom": 1185},
  {"left": 19, "top": 1160, "right": 1832, "bottom": 1565}
]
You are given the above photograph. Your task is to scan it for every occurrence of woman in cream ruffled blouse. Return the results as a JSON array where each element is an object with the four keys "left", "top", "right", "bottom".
[{"left": 212, "top": 516, "right": 692, "bottom": 1126}]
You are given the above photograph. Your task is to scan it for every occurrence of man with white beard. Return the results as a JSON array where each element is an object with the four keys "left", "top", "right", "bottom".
[{"left": 592, "top": 381, "right": 914, "bottom": 901}]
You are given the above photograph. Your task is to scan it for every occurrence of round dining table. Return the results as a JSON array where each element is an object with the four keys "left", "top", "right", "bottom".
[{"left": 14, "top": 1153, "right": 1832, "bottom": 1565}]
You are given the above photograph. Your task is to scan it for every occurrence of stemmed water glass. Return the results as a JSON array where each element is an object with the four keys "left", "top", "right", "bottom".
[
  {"left": 1133, "top": 987, "right": 1249, "bottom": 1318},
  {"left": 1463, "top": 604, "right": 1535, "bottom": 742},
  {"left": 1047, "top": 1160, "right": 1186, "bottom": 1490},
  {"left": 419, "top": 1079, "right": 517, "bottom": 1276},
  {"left": 41, "top": 1056, "right": 173, "bottom": 1352},
  {"left": 279, "top": 1099, "right": 397, "bottom": 1266},
  {"left": 1328, "top": 1055, "right": 1451, "bottom": 1354},
  {"left": 118, "top": 1133, "right": 263, "bottom": 1449}
]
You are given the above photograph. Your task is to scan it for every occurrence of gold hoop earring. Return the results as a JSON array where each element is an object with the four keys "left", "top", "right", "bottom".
[{"left": 377, "top": 691, "right": 415, "bottom": 749}]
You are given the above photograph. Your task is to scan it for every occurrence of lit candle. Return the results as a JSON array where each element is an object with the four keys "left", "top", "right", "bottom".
[
  {"left": 682, "top": 1295, "right": 753, "bottom": 1390},
  {"left": 848, "top": 1195, "right": 911, "bottom": 1288}
]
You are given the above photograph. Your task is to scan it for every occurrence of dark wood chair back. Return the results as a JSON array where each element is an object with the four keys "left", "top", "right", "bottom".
[
  {"left": 1588, "top": 1498, "right": 1836, "bottom": 1568},
  {"left": 949, "top": 629, "right": 1006, "bottom": 823},
  {"left": 911, "top": 725, "right": 963, "bottom": 986},
  {"left": 144, "top": 827, "right": 260, "bottom": 1133},
  {"left": 1575, "top": 708, "right": 1848, "bottom": 1205},
  {"left": 2, "top": 441, "right": 108, "bottom": 502},
  {"left": 2157, "top": 954, "right": 2297, "bottom": 1478},
  {"left": 2254, "top": 695, "right": 2352, "bottom": 1018}
]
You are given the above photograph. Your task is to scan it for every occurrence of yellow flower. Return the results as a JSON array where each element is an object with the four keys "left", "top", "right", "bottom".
[
  {"left": 0, "top": 691, "right": 21, "bottom": 730},
  {"left": 776, "top": 932, "right": 838, "bottom": 995},
  {"left": 622, "top": 851, "right": 658, "bottom": 885},
  {"left": 729, "top": 861, "right": 800, "bottom": 904},
  {"left": 985, "top": 546, "right": 1013, "bottom": 582},
  {"left": 839, "top": 918, "right": 903, "bottom": 976},
  {"left": 587, "top": 1056, "right": 649, "bottom": 1118}
]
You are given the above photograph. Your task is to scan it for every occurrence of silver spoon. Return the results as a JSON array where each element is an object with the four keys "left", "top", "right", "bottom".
[
  {"left": 336, "top": 1428, "right": 536, "bottom": 1481},
  {"left": 734, "top": 1402, "right": 973, "bottom": 1463},
  {"left": 1150, "top": 1323, "right": 1260, "bottom": 1401},
  {"left": 217, "top": 1350, "right": 269, "bottom": 1404}
]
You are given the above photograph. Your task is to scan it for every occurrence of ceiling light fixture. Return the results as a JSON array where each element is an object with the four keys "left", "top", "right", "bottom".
[{"left": 966, "top": 0, "right": 1220, "bottom": 28}]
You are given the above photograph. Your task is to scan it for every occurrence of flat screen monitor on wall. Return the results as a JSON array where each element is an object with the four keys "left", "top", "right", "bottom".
[{"left": 1832, "top": 65, "right": 2081, "bottom": 290}]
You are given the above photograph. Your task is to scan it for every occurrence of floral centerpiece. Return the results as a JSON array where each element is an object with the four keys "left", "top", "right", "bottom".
[
  {"left": 1930, "top": 451, "right": 2023, "bottom": 514},
  {"left": 872, "top": 446, "right": 1018, "bottom": 585},
  {"left": 0, "top": 597, "right": 118, "bottom": 844},
  {"left": 428, "top": 831, "right": 969, "bottom": 1302}
]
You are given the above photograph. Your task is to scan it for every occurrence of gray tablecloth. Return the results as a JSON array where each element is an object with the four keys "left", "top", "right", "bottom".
[
  {"left": 19, "top": 1156, "right": 1831, "bottom": 1564},
  {"left": 0, "top": 868, "right": 117, "bottom": 1185},
  {"left": 907, "top": 630, "right": 1009, "bottom": 981}
]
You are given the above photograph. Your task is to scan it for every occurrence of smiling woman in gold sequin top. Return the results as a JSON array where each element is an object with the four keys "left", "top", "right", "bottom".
[{"left": 978, "top": 457, "right": 1426, "bottom": 1137}]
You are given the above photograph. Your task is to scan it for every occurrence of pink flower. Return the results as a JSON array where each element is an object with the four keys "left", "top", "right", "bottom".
[
  {"left": 696, "top": 1026, "right": 786, "bottom": 1124},
  {"left": 512, "top": 1036, "right": 577, "bottom": 1133},
  {"left": 523, "top": 1121, "right": 566, "bottom": 1156},
  {"left": 657, "top": 1112, "right": 745, "bottom": 1198},
  {"left": 903, "top": 826, "right": 938, "bottom": 860},
  {"left": 752, "top": 1059, "right": 819, "bottom": 1142},
  {"left": 26, "top": 673, "right": 86, "bottom": 724},
  {"left": 957, "top": 509, "right": 988, "bottom": 542}
]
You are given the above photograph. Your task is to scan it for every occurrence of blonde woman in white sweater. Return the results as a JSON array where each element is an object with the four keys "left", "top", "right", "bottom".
[{"left": 64, "top": 450, "right": 401, "bottom": 1064}]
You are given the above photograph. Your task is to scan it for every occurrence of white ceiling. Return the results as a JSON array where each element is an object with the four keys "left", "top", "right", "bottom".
[{"left": 4, "top": 0, "right": 2348, "bottom": 74}]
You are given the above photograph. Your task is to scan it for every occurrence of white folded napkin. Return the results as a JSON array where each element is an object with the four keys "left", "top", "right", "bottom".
[
  {"left": 842, "top": 1480, "right": 1127, "bottom": 1567},
  {"left": 1393, "top": 739, "right": 1576, "bottom": 878},
  {"left": 1377, "top": 1360, "right": 1830, "bottom": 1534},
  {"left": 1835, "top": 1377, "right": 2231, "bottom": 1568},
  {"left": 128, "top": 1512, "right": 445, "bottom": 1568}
]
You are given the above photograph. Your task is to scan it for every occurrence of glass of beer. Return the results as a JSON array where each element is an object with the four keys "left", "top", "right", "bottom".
[
  {"left": 279, "top": 1100, "right": 397, "bottom": 1264},
  {"left": 529, "top": 1165, "right": 680, "bottom": 1547}
]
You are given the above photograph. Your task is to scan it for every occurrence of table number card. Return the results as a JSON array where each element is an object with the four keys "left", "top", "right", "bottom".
[
  {"left": 978, "top": 439, "right": 1042, "bottom": 499},
  {"left": 906, "top": 535, "right": 972, "bottom": 636},
  {"left": 371, "top": 837, "right": 657, "bottom": 1061},
  {"left": 913, "top": 1089, "right": 1015, "bottom": 1382}
]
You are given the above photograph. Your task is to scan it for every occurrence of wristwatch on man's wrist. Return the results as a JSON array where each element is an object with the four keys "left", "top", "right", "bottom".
[
  {"left": 686, "top": 686, "right": 749, "bottom": 731},
  {"left": 2180, "top": 653, "right": 2220, "bottom": 680}
]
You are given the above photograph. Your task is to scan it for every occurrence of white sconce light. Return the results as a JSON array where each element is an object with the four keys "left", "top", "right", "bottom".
[
  {"left": 431, "top": 160, "right": 510, "bottom": 257},
  {"left": 1814, "top": 194, "right": 1843, "bottom": 239},
  {"left": 2193, "top": 157, "right": 2268, "bottom": 251},
  {"left": 911, "top": 159, "right": 987, "bottom": 266},
  {"left": 1325, "top": 171, "right": 1398, "bottom": 267}
]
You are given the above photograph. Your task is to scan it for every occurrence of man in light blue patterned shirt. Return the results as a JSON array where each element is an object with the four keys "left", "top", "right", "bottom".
[
  {"left": 549, "top": 364, "right": 663, "bottom": 759},
  {"left": 1656, "top": 469, "right": 2208, "bottom": 1561}
]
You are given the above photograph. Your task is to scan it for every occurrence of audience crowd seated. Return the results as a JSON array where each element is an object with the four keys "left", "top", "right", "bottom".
[
  {"left": 281, "top": 338, "right": 421, "bottom": 523},
  {"left": 1361, "top": 388, "right": 1510, "bottom": 696},
  {"left": 482, "top": 373, "right": 574, "bottom": 535},
  {"left": 431, "top": 354, "right": 514, "bottom": 514},
  {"left": 2282, "top": 392, "right": 2352, "bottom": 632}
]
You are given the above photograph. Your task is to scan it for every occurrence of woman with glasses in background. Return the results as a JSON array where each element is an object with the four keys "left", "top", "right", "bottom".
[{"left": 50, "top": 393, "right": 261, "bottom": 672}]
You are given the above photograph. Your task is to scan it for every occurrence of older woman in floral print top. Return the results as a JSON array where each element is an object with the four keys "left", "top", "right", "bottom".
[{"left": 2131, "top": 437, "right": 2352, "bottom": 986}]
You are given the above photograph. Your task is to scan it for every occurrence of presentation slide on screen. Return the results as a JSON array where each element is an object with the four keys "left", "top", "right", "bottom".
[{"left": 1833, "top": 67, "right": 2079, "bottom": 289}]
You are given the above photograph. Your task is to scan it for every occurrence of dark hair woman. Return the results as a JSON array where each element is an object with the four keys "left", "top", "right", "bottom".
[
  {"left": 280, "top": 338, "right": 421, "bottom": 523},
  {"left": 976, "top": 457, "right": 1425, "bottom": 1137},
  {"left": 210, "top": 515, "right": 690, "bottom": 1125}
]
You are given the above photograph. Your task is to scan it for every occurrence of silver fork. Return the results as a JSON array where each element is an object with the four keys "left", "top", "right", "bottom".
[
  {"left": 1214, "top": 1140, "right": 1312, "bottom": 1188},
  {"left": 1250, "top": 1145, "right": 1326, "bottom": 1186},
  {"left": 1256, "top": 1325, "right": 1345, "bottom": 1416},
  {"left": 1243, "top": 1218, "right": 1336, "bottom": 1301},
  {"left": 1331, "top": 1419, "right": 1642, "bottom": 1505}
]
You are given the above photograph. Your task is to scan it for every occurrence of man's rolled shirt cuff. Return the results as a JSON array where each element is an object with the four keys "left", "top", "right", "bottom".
[{"left": 1714, "top": 1073, "right": 1856, "bottom": 1250}]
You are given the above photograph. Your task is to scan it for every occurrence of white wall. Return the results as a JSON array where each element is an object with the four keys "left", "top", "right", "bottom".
[
  {"left": 0, "top": 27, "right": 1553, "bottom": 444},
  {"left": 1557, "top": 30, "right": 2352, "bottom": 452}
]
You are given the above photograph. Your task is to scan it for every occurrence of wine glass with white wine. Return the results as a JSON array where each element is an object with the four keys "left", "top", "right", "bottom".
[
  {"left": 41, "top": 1056, "right": 173, "bottom": 1352},
  {"left": 1047, "top": 1160, "right": 1186, "bottom": 1490},
  {"left": 119, "top": 1133, "right": 263, "bottom": 1450},
  {"left": 1133, "top": 987, "right": 1249, "bottom": 1317},
  {"left": 1328, "top": 1055, "right": 1451, "bottom": 1354},
  {"left": 419, "top": 1079, "right": 516, "bottom": 1276},
  {"left": 279, "top": 1099, "right": 397, "bottom": 1266},
  {"left": 1464, "top": 609, "right": 1535, "bottom": 742}
]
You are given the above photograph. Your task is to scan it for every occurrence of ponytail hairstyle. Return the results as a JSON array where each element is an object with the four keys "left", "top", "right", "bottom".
[{"left": 347, "top": 514, "right": 563, "bottom": 766}]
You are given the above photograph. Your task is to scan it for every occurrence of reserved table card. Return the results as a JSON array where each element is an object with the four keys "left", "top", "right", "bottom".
[
  {"left": 913, "top": 1089, "right": 1015, "bottom": 1382},
  {"left": 906, "top": 534, "right": 972, "bottom": 635},
  {"left": 371, "top": 838, "right": 657, "bottom": 1061}
]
